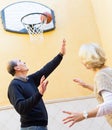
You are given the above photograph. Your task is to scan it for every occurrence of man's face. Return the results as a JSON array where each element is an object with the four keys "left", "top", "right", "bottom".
[{"left": 14, "top": 59, "right": 29, "bottom": 72}]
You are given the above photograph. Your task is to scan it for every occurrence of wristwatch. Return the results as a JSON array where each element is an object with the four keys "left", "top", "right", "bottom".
[{"left": 83, "top": 111, "right": 88, "bottom": 119}]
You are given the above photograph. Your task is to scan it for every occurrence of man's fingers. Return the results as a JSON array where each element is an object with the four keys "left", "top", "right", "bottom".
[
  {"left": 63, "top": 38, "right": 66, "bottom": 44},
  {"left": 44, "top": 80, "right": 49, "bottom": 86},
  {"left": 40, "top": 75, "right": 45, "bottom": 84},
  {"left": 41, "top": 80, "right": 48, "bottom": 89}
]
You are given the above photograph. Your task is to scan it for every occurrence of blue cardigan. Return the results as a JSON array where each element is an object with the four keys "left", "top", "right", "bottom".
[{"left": 8, "top": 53, "right": 63, "bottom": 127}]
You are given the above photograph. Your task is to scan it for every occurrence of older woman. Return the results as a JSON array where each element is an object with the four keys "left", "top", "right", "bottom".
[{"left": 63, "top": 43, "right": 112, "bottom": 127}]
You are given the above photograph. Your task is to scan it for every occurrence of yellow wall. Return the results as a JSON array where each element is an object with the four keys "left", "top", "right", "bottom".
[
  {"left": 0, "top": 0, "right": 103, "bottom": 106},
  {"left": 90, "top": 0, "right": 112, "bottom": 65}
]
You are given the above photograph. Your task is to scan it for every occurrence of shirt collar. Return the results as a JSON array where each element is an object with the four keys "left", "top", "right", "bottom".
[{"left": 14, "top": 76, "right": 28, "bottom": 82}]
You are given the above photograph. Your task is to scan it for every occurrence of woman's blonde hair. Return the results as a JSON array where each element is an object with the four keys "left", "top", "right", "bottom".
[{"left": 79, "top": 43, "right": 106, "bottom": 69}]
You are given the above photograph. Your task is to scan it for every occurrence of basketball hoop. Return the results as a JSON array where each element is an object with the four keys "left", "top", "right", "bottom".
[{"left": 21, "top": 13, "right": 47, "bottom": 43}]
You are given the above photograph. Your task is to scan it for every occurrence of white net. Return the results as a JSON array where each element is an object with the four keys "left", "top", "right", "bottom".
[
  {"left": 24, "top": 23, "right": 45, "bottom": 42},
  {"left": 21, "top": 13, "right": 47, "bottom": 43}
]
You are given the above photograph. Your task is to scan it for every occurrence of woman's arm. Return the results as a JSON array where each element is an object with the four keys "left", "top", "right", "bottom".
[
  {"left": 62, "top": 107, "right": 98, "bottom": 127},
  {"left": 62, "top": 90, "right": 112, "bottom": 127},
  {"left": 73, "top": 78, "right": 93, "bottom": 91},
  {"left": 96, "top": 90, "right": 112, "bottom": 116}
]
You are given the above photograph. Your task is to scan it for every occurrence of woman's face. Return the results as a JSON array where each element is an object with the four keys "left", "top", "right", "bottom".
[{"left": 81, "top": 60, "right": 92, "bottom": 70}]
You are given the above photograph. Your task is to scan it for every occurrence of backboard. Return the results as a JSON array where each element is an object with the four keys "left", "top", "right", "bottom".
[{"left": 0, "top": 1, "right": 55, "bottom": 33}]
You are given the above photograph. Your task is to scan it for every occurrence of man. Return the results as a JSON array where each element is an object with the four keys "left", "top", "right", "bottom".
[{"left": 7, "top": 39, "right": 66, "bottom": 130}]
